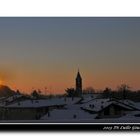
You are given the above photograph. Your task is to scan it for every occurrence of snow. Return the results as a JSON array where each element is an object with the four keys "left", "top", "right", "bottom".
[
  {"left": 132, "top": 102, "right": 140, "bottom": 110},
  {"left": 80, "top": 94, "right": 100, "bottom": 104},
  {"left": 41, "top": 104, "right": 97, "bottom": 121},
  {"left": 86, "top": 111, "right": 140, "bottom": 123},
  {"left": 81, "top": 98, "right": 111, "bottom": 112},
  {"left": 117, "top": 99, "right": 140, "bottom": 110},
  {"left": 5, "top": 94, "right": 23, "bottom": 102},
  {"left": 0, "top": 94, "right": 23, "bottom": 107},
  {"left": 119, "top": 111, "right": 140, "bottom": 119},
  {"left": 81, "top": 98, "right": 138, "bottom": 112},
  {"left": 5, "top": 97, "right": 81, "bottom": 108},
  {"left": 1, "top": 93, "right": 140, "bottom": 122},
  {"left": 0, "top": 94, "right": 23, "bottom": 103},
  {"left": 0, "top": 97, "right": 6, "bottom": 100},
  {"left": 40, "top": 98, "right": 140, "bottom": 122}
]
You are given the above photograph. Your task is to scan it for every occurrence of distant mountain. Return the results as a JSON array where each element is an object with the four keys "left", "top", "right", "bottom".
[{"left": 0, "top": 85, "right": 17, "bottom": 97}]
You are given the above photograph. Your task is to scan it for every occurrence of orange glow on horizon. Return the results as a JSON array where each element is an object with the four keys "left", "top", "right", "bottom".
[
  {"left": 4, "top": 75, "right": 140, "bottom": 95},
  {"left": 0, "top": 80, "right": 3, "bottom": 86},
  {"left": 2, "top": 68, "right": 140, "bottom": 94}
]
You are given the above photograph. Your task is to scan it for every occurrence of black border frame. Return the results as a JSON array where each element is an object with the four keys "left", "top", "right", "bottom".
[{"left": 0, "top": 123, "right": 140, "bottom": 131}]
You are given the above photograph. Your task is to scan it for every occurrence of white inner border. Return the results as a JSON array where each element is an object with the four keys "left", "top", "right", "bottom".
[{"left": 0, "top": 0, "right": 140, "bottom": 17}]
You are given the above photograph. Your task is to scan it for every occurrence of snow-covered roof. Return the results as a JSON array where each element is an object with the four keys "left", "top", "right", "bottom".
[
  {"left": 81, "top": 96, "right": 95, "bottom": 104},
  {"left": 5, "top": 94, "right": 23, "bottom": 102},
  {"left": 0, "top": 97, "right": 6, "bottom": 100},
  {"left": 132, "top": 102, "right": 140, "bottom": 110},
  {"left": 0, "top": 94, "right": 23, "bottom": 106},
  {"left": 80, "top": 94, "right": 100, "bottom": 104},
  {"left": 4, "top": 97, "right": 81, "bottom": 108},
  {"left": 81, "top": 98, "right": 137, "bottom": 112},
  {"left": 112, "top": 99, "right": 140, "bottom": 110}
]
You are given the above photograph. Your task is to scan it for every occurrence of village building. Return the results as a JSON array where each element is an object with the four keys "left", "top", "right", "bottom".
[
  {"left": 0, "top": 97, "right": 81, "bottom": 120},
  {"left": 81, "top": 98, "right": 139, "bottom": 119}
]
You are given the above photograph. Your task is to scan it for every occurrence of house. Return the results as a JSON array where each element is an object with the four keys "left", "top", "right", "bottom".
[
  {"left": 81, "top": 98, "right": 139, "bottom": 119},
  {"left": 96, "top": 102, "right": 134, "bottom": 119},
  {"left": 0, "top": 97, "right": 81, "bottom": 120}
]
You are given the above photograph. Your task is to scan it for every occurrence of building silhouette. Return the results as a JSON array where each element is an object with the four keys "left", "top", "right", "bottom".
[{"left": 75, "top": 69, "right": 82, "bottom": 96}]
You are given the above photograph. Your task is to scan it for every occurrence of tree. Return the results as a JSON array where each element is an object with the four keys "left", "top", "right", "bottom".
[
  {"left": 38, "top": 89, "right": 42, "bottom": 94},
  {"left": 83, "top": 87, "right": 95, "bottom": 94},
  {"left": 103, "top": 87, "right": 113, "bottom": 99},
  {"left": 117, "top": 84, "right": 131, "bottom": 99},
  {"left": 31, "top": 90, "right": 40, "bottom": 99},
  {"left": 103, "top": 87, "right": 112, "bottom": 93},
  {"left": 65, "top": 88, "right": 75, "bottom": 97},
  {"left": 16, "top": 90, "right": 21, "bottom": 95},
  {"left": 118, "top": 84, "right": 130, "bottom": 92}
]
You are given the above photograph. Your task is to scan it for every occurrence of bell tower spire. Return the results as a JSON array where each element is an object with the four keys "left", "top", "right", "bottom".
[{"left": 75, "top": 69, "right": 82, "bottom": 96}]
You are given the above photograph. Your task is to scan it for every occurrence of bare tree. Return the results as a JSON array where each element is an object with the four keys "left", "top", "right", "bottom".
[
  {"left": 117, "top": 84, "right": 131, "bottom": 99},
  {"left": 83, "top": 87, "right": 95, "bottom": 94},
  {"left": 65, "top": 88, "right": 75, "bottom": 97}
]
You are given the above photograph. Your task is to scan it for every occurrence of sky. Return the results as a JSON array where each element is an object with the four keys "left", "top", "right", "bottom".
[{"left": 0, "top": 17, "right": 140, "bottom": 94}]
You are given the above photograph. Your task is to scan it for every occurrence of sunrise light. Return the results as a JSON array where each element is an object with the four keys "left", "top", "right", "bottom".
[{"left": 0, "top": 80, "right": 3, "bottom": 86}]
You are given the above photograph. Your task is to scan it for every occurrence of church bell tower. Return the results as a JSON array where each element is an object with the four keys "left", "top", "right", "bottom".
[{"left": 76, "top": 69, "right": 82, "bottom": 96}]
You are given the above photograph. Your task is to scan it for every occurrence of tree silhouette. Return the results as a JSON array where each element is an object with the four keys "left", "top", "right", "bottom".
[
  {"left": 83, "top": 87, "right": 95, "bottom": 94},
  {"left": 103, "top": 87, "right": 112, "bottom": 99},
  {"left": 103, "top": 87, "right": 112, "bottom": 94},
  {"left": 31, "top": 90, "right": 40, "bottom": 99},
  {"left": 65, "top": 88, "right": 75, "bottom": 97},
  {"left": 117, "top": 84, "right": 131, "bottom": 99}
]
